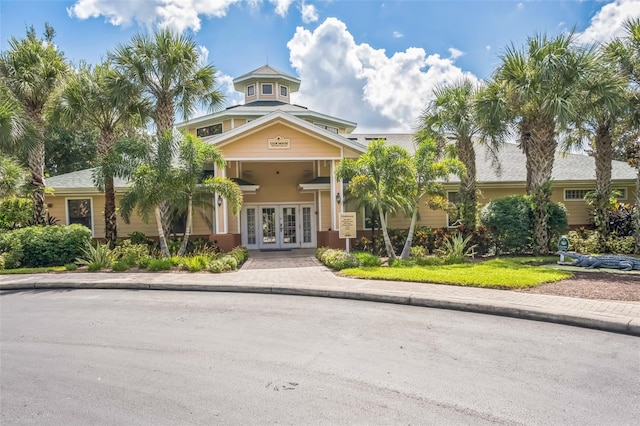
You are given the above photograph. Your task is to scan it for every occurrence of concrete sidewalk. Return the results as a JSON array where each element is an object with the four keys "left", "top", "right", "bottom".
[{"left": 1, "top": 255, "right": 639, "bottom": 336}]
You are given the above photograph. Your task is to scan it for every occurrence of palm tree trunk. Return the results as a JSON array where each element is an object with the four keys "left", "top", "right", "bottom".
[
  {"left": 518, "top": 118, "right": 534, "bottom": 193},
  {"left": 177, "top": 196, "right": 193, "bottom": 256},
  {"left": 400, "top": 207, "right": 418, "bottom": 259},
  {"left": 155, "top": 206, "right": 170, "bottom": 257},
  {"left": 593, "top": 120, "right": 613, "bottom": 252},
  {"left": 27, "top": 115, "right": 46, "bottom": 224},
  {"left": 377, "top": 206, "right": 396, "bottom": 259},
  {"left": 104, "top": 175, "right": 117, "bottom": 247},
  {"left": 99, "top": 129, "right": 117, "bottom": 247},
  {"left": 527, "top": 119, "right": 557, "bottom": 255},
  {"left": 457, "top": 136, "right": 477, "bottom": 229},
  {"left": 156, "top": 97, "right": 175, "bottom": 137}
]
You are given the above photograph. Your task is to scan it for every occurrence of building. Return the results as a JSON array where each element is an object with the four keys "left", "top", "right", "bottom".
[{"left": 45, "top": 65, "right": 638, "bottom": 251}]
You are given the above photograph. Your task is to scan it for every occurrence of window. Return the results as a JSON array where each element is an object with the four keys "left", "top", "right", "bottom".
[
  {"left": 247, "top": 85, "right": 255, "bottom": 97},
  {"left": 67, "top": 199, "right": 92, "bottom": 232},
  {"left": 446, "top": 192, "right": 461, "bottom": 228},
  {"left": 170, "top": 212, "right": 186, "bottom": 235},
  {"left": 262, "top": 83, "right": 273, "bottom": 95},
  {"left": 363, "top": 205, "right": 380, "bottom": 230},
  {"left": 280, "top": 85, "right": 288, "bottom": 96},
  {"left": 313, "top": 122, "right": 339, "bottom": 134},
  {"left": 564, "top": 188, "right": 627, "bottom": 201},
  {"left": 196, "top": 123, "right": 222, "bottom": 137}
]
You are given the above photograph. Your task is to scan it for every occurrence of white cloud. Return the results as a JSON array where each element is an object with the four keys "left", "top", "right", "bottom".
[
  {"left": 485, "top": 45, "right": 491, "bottom": 51},
  {"left": 301, "top": 2, "right": 319, "bottom": 23},
  {"left": 393, "top": 31, "right": 404, "bottom": 38},
  {"left": 517, "top": 2, "right": 524, "bottom": 10},
  {"left": 448, "top": 47, "right": 464, "bottom": 59},
  {"left": 287, "top": 18, "right": 477, "bottom": 132},
  {"left": 68, "top": 0, "right": 297, "bottom": 32},
  {"left": 270, "top": 0, "right": 294, "bottom": 17},
  {"left": 578, "top": 0, "right": 640, "bottom": 44}
]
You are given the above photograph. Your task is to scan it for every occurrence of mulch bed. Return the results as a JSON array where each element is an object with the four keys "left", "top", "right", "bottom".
[{"left": 519, "top": 271, "right": 640, "bottom": 302}]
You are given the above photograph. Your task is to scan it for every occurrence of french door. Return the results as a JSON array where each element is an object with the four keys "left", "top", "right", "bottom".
[{"left": 243, "top": 204, "right": 315, "bottom": 249}]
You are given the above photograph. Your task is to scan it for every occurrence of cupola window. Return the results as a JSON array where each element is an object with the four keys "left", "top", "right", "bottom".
[
  {"left": 262, "top": 83, "right": 273, "bottom": 95},
  {"left": 247, "top": 85, "right": 255, "bottom": 97},
  {"left": 196, "top": 123, "right": 223, "bottom": 137},
  {"left": 280, "top": 85, "right": 288, "bottom": 97}
]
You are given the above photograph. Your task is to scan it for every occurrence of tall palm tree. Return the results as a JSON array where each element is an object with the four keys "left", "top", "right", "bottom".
[
  {"left": 418, "top": 78, "right": 502, "bottom": 230},
  {"left": 0, "top": 156, "right": 28, "bottom": 198},
  {"left": 479, "top": 33, "right": 594, "bottom": 254},
  {"left": 120, "top": 132, "right": 178, "bottom": 257},
  {"left": 174, "top": 134, "right": 242, "bottom": 256},
  {"left": 110, "top": 29, "right": 224, "bottom": 137},
  {"left": 0, "top": 24, "right": 68, "bottom": 223},
  {"left": 563, "top": 50, "right": 630, "bottom": 250},
  {"left": 0, "top": 85, "right": 26, "bottom": 146},
  {"left": 608, "top": 18, "right": 640, "bottom": 252},
  {"left": 336, "top": 139, "right": 415, "bottom": 259},
  {"left": 56, "top": 62, "right": 148, "bottom": 246},
  {"left": 399, "top": 137, "right": 464, "bottom": 259}
]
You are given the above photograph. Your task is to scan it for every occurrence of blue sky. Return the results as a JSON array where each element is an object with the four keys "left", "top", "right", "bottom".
[{"left": 2, "top": 0, "right": 639, "bottom": 131}]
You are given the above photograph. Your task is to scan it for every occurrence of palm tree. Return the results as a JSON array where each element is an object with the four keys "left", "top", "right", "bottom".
[
  {"left": 479, "top": 33, "right": 594, "bottom": 254},
  {"left": 608, "top": 18, "right": 640, "bottom": 252},
  {"left": 174, "top": 134, "right": 242, "bottom": 256},
  {"left": 399, "top": 137, "right": 464, "bottom": 259},
  {"left": 336, "top": 139, "right": 415, "bottom": 259},
  {"left": 0, "top": 156, "right": 28, "bottom": 198},
  {"left": 563, "top": 50, "right": 630, "bottom": 250},
  {"left": 418, "top": 78, "right": 502, "bottom": 230},
  {"left": 0, "top": 85, "right": 26, "bottom": 146},
  {"left": 56, "top": 62, "right": 148, "bottom": 246},
  {"left": 110, "top": 29, "right": 224, "bottom": 137},
  {"left": 120, "top": 132, "right": 178, "bottom": 257},
  {"left": 0, "top": 24, "right": 68, "bottom": 223}
]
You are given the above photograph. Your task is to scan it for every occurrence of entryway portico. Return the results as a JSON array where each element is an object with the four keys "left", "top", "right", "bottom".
[{"left": 198, "top": 110, "right": 365, "bottom": 252}]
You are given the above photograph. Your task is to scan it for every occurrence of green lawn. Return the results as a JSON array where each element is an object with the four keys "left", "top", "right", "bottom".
[
  {"left": 0, "top": 266, "right": 67, "bottom": 275},
  {"left": 340, "top": 258, "right": 571, "bottom": 289}
]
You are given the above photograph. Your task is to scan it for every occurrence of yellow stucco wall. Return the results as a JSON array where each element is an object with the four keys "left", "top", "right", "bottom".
[
  {"left": 319, "top": 191, "right": 331, "bottom": 231},
  {"left": 219, "top": 122, "right": 342, "bottom": 159},
  {"left": 239, "top": 161, "right": 315, "bottom": 204}
]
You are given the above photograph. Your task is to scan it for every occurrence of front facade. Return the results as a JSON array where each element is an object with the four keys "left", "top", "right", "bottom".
[{"left": 46, "top": 65, "right": 638, "bottom": 251}]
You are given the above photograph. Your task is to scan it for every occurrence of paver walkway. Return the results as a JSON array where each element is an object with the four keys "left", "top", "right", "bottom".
[{"left": 1, "top": 250, "right": 639, "bottom": 335}]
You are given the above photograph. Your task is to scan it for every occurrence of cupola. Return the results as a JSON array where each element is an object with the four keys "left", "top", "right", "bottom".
[{"left": 233, "top": 65, "right": 301, "bottom": 104}]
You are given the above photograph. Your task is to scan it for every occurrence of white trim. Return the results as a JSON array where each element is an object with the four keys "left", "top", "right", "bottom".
[
  {"left": 330, "top": 160, "right": 336, "bottom": 231},
  {"left": 318, "top": 190, "right": 323, "bottom": 233},
  {"left": 225, "top": 156, "right": 342, "bottom": 162},
  {"left": 65, "top": 197, "right": 95, "bottom": 237},
  {"left": 222, "top": 167, "right": 228, "bottom": 233},
  {"left": 231, "top": 118, "right": 235, "bottom": 130}
]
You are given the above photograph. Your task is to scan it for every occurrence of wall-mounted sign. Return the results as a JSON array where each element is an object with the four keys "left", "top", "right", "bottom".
[
  {"left": 267, "top": 136, "right": 291, "bottom": 149},
  {"left": 339, "top": 212, "right": 357, "bottom": 239}
]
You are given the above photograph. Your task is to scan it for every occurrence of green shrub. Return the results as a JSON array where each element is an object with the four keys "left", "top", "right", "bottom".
[
  {"left": 147, "top": 258, "right": 173, "bottom": 271},
  {"left": 0, "top": 224, "right": 92, "bottom": 267},
  {"left": 353, "top": 251, "right": 381, "bottom": 267},
  {"left": 567, "top": 229, "right": 600, "bottom": 254},
  {"left": 227, "top": 246, "right": 249, "bottom": 265},
  {"left": 180, "top": 255, "right": 209, "bottom": 272},
  {"left": 0, "top": 197, "right": 32, "bottom": 231},
  {"left": 220, "top": 255, "right": 238, "bottom": 270},
  {"left": 409, "top": 245, "right": 428, "bottom": 259},
  {"left": 87, "top": 262, "right": 102, "bottom": 272},
  {"left": 0, "top": 236, "right": 23, "bottom": 269},
  {"left": 388, "top": 258, "right": 416, "bottom": 267},
  {"left": 414, "top": 256, "right": 445, "bottom": 267},
  {"left": 437, "top": 233, "right": 476, "bottom": 264},
  {"left": 76, "top": 242, "right": 113, "bottom": 270},
  {"left": 208, "top": 259, "right": 225, "bottom": 273},
  {"left": 169, "top": 256, "right": 182, "bottom": 267},
  {"left": 129, "top": 231, "right": 151, "bottom": 245},
  {"left": 138, "top": 256, "right": 152, "bottom": 269},
  {"left": 481, "top": 195, "right": 567, "bottom": 254},
  {"left": 64, "top": 263, "right": 78, "bottom": 271},
  {"left": 606, "top": 235, "right": 635, "bottom": 254},
  {"left": 480, "top": 196, "right": 532, "bottom": 253},
  {"left": 315, "top": 246, "right": 331, "bottom": 260},
  {"left": 318, "top": 248, "right": 359, "bottom": 270},
  {"left": 111, "top": 260, "right": 129, "bottom": 272},
  {"left": 112, "top": 240, "right": 149, "bottom": 266}
]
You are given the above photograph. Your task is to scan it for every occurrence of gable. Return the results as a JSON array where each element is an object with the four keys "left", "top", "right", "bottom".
[{"left": 216, "top": 120, "right": 343, "bottom": 159}]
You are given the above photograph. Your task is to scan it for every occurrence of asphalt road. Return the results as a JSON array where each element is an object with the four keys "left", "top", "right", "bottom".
[{"left": 1, "top": 289, "right": 639, "bottom": 425}]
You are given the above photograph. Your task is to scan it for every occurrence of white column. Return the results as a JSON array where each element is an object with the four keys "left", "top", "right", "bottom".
[{"left": 330, "top": 160, "right": 337, "bottom": 230}]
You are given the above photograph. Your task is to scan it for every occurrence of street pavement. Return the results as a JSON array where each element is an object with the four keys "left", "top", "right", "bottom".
[{"left": 1, "top": 249, "right": 639, "bottom": 336}]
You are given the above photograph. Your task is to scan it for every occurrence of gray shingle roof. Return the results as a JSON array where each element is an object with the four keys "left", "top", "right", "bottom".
[
  {"left": 46, "top": 134, "right": 636, "bottom": 190},
  {"left": 46, "top": 168, "right": 130, "bottom": 190}
]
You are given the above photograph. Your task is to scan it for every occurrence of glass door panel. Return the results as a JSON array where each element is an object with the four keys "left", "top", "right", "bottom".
[
  {"left": 302, "top": 207, "right": 312, "bottom": 243},
  {"left": 282, "top": 207, "right": 297, "bottom": 244},
  {"left": 261, "top": 207, "right": 277, "bottom": 246},
  {"left": 246, "top": 208, "right": 256, "bottom": 245}
]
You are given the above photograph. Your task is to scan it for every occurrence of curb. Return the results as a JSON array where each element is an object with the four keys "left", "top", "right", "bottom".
[{"left": 2, "top": 281, "right": 639, "bottom": 337}]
